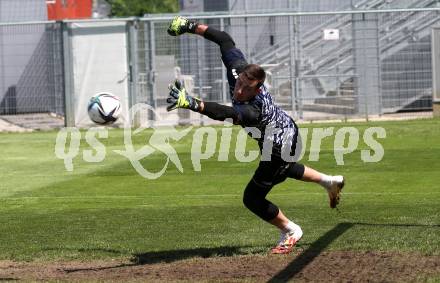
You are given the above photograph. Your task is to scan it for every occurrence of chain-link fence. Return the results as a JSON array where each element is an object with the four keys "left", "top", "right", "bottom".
[
  {"left": 0, "top": 22, "right": 64, "bottom": 114},
  {"left": 1, "top": 7, "right": 439, "bottom": 129},
  {"left": 138, "top": 8, "right": 439, "bottom": 124}
]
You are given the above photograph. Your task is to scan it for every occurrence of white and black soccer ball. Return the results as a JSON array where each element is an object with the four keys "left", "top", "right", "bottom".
[{"left": 87, "top": 93, "right": 121, "bottom": 124}]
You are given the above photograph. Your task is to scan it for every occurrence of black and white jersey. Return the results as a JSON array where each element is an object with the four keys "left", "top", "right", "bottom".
[{"left": 221, "top": 48, "right": 298, "bottom": 156}]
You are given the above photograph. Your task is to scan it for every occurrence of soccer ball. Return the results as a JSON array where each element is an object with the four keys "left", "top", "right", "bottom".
[{"left": 87, "top": 93, "right": 121, "bottom": 124}]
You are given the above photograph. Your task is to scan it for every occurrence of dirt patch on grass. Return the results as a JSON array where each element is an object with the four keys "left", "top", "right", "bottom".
[{"left": 0, "top": 251, "right": 439, "bottom": 282}]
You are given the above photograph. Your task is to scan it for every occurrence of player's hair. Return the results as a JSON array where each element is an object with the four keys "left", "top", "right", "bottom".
[{"left": 243, "top": 64, "right": 266, "bottom": 88}]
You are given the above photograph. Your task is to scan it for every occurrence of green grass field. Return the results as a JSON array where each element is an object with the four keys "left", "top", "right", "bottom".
[{"left": 0, "top": 118, "right": 439, "bottom": 265}]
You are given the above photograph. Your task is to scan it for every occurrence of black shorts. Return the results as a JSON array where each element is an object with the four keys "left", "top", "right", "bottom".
[
  {"left": 252, "top": 156, "right": 293, "bottom": 189},
  {"left": 252, "top": 125, "right": 303, "bottom": 189}
]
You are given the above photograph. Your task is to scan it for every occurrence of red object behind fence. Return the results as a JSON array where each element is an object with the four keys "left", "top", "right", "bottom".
[{"left": 47, "top": 0, "right": 92, "bottom": 20}]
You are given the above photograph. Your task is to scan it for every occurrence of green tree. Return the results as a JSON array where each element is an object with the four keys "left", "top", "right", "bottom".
[{"left": 107, "top": 0, "right": 179, "bottom": 17}]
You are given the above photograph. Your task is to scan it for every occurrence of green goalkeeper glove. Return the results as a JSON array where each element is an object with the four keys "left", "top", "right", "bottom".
[
  {"left": 166, "top": 80, "right": 201, "bottom": 112},
  {"left": 167, "top": 16, "right": 198, "bottom": 36}
]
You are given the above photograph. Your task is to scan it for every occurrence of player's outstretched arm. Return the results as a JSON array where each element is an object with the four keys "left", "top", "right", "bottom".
[
  {"left": 167, "top": 16, "right": 236, "bottom": 53},
  {"left": 166, "top": 80, "right": 239, "bottom": 123}
]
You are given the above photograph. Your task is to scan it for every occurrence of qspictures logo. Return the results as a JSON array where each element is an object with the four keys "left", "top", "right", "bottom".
[{"left": 55, "top": 104, "right": 386, "bottom": 179}]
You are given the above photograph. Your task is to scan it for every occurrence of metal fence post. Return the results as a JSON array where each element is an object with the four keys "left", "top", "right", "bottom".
[
  {"left": 61, "top": 21, "right": 75, "bottom": 127},
  {"left": 432, "top": 27, "right": 440, "bottom": 117},
  {"left": 197, "top": 36, "right": 204, "bottom": 125},
  {"left": 288, "top": 14, "right": 300, "bottom": 119},
  {"left": 376, "top": 15, "right": 383, "bottom": 117},
  {"left": 288, "top": 15, "right": 295, "bottom": 118},
  {"left": 0, "top": 25, "right": 3, "bottom": 114},
  {"left": 49, "top": 24, "right": 56, "bottom": 115},
  {"left": 294, "top": 15, "right": 303, "bottom": 119},
  {"left": 127, "top": 19, "right": 139, "bottom": 109},
  {"left": 55, "top": 22, "right": 65, "bottom": 116},
  {"left": 49, "top": 22, "right": 64, "bottom": 116},
  {"left": 244, "top": 0, "right": 250, "bottom": 61},
  {"left": 147, "top": 20, "right": 157, "bottom": 120},
  {"left": 220, "top": 17, "right": 228, "bottom": 104}
]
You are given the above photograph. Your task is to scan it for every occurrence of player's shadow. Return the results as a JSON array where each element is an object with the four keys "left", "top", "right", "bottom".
[
  {"left": 64, "top": 246, "right": 249, "bottom": 273},
  {"left": 43, "top": 247, "right": 124, "bottom": 255},
  {"left": 132, "top": 246, "right": 249, "bottom": 264},
  {"left": 267, "top": 222, "right": 440, "bottom": 283},
  {"left": 350, "top": 222, "right": 440, "bottom": 228},
  {"left": 63, "top": 222, "right": 439, "bottom": 275}
]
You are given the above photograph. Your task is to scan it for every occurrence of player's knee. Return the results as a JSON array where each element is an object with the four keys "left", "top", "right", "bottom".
[
  {"left": 243, "top": 180, "right": 279, "bottom": 221},
  {"left": 287, "top": 162, "right": 305, "bottom": 180},
  {"left": 242, "top": 184, "right": 259, "bottom": 212}
]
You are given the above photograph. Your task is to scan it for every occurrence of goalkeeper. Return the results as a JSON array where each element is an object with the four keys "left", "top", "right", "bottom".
[{"left": 167, "top": 16, "right": 345, "bottom": 254}]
